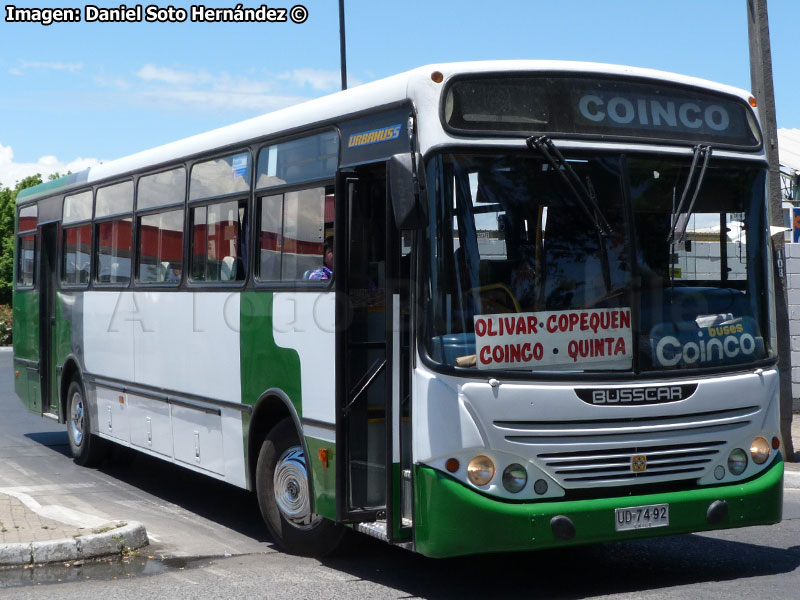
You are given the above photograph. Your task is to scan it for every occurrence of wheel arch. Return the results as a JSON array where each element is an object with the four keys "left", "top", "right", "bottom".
[{"left": 247, "top": 389, "right": 314, "bottom": 508}]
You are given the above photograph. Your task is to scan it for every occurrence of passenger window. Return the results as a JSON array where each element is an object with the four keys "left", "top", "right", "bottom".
[
  {"left": 138, "top": 209, "right": 184, "bottom": 283},
  {"left": 256, "top": 186, "right": 333, "bottom": 283},
  {"left": 62, "top": 224, "right": 92, "bottom": 286},
  {"left": 96, "top": 181, "right": 133, "bottom": 218},
  {"left": 17, "top": 205, "right": 37, "bottom": 289},
  {"left": 258, "top": 195, "right": 283, "bottom": 281},
  {"left": 190, "top": 200, "right": 247, "bottom": 282},
  {"left": 256, "top": 132, "right": 338, "bottom": 190},
  {"left": 189, "top": 153, "right": 250, "bottom": 201},
  {"left": 96, "top": 219, "right": 132, "bottom": 284},
  {"left": 17, "top": 234, "right": 36, "bottom": 288},
  {"left": 63, "top": 191, "right": 92, "bottom": 223},
  {"left": 138, "top": 167, "right": 186, "bottom": 210}
]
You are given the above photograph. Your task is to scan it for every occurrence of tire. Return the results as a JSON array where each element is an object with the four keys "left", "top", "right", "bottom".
[
  {"left": 255, "top": 418, "right": 346, "bottom": 557},
  {"left": 66, "top": 377, "right": 107, "bottom": 467}
]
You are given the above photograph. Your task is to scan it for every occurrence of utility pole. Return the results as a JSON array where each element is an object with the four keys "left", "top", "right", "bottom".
[
  {"left": 339, "top": 0, "right": 347, "bottom": 91},
  {"left": 747, "top": 0, "right": 795, "bottom": 460}
]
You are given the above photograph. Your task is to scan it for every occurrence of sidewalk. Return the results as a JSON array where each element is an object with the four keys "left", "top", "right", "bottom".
[{"left": 0, "top": 492, "right": 147, "bottom": 566}]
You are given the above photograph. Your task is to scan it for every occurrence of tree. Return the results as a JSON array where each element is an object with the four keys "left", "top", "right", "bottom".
[{"left": 0, "top": 174, "right": 44, "bottom": 305}]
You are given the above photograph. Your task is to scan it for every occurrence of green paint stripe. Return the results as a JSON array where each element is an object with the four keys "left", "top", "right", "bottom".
[
  {"left": 414, "top": 459, "right": 783, "bottom": 558},
  {"left": 16, "top": 170, "right": 91, "bottom": 204}
]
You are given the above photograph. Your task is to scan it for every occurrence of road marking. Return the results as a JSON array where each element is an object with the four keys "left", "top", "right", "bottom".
[
  {"left": 0, "top": 487, "right": 110, "bottom": 528},
  {"left": 0, "top": 482, "right": 96, "bottom": 494}
]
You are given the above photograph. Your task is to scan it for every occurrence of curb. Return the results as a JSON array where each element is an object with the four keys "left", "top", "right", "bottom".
[{"left": 0, "top": 521, "right": 148, "bottom": 566}]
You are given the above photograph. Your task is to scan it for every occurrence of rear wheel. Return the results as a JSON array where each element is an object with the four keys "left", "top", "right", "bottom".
[
  {"left": 256, "top": 418, "right": 345, "bottom": 556},
  {"left": 66, "top": 378, "right": 106, "bottom": 467}
]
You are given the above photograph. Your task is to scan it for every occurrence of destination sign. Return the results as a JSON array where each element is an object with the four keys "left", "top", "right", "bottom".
[
  {"left": 444, "top": 75, "right": 760, "bottom": 148},
  {"left": 473, "top": 308, "right": 632, "bottom": 371}
]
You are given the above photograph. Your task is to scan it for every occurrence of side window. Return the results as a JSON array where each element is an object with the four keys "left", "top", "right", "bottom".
[
  {"left": 96, "top": 219, "right": 133, "bottom": 284},
  {"left": 62, "top": 190, "right": 93, "bottom": 286},
  {"left": 189, "top": 152, "right": 249, "bottom": 201},
  {"left": 254, "top": 131, "right": 338, "bottom": 284},
  {"left": 62, "top": 224, "right": 92, "bottom": 285},
  {"left": 95, "top": 181, "right": 133, "bottom": 285},
  {"left": 138, "top": 209, "right": 184, "bottom": 283},
  {"left": 189, "top": 152, "right": 250, "bottom": 284},
  {"left": 255, "top": 131, "right": 337, "bottom": 189},
  {"left": 257, "top": 186, "right": 333, "bottom": 282},
  {"left": 16, "top": 234, "right": 36, "bottom": 288},
  {"left": 190, "top": 200, "right": 247, "bottom": 282},
  {"left": 16, "top": 205, "right": 37, "bottom": 289},
  {"left": 137, "top": 167, "right": 187, "bottom": 284}
]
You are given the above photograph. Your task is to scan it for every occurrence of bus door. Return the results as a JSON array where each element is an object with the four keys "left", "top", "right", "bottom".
[
  {"left": 38, "top": 222, "right": 59, "bottom": 417},
  {"left": 336, "top": 162, "right": 412, "bottom": 540}
]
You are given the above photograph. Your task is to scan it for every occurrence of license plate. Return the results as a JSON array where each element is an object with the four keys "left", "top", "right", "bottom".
[{"left": 614, "top": 503, "right": 669, "bottom": 531}]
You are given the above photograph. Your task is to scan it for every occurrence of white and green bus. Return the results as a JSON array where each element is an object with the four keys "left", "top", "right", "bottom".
[{"left": 13, "top": 61, "right": 783, "bottom": 558}]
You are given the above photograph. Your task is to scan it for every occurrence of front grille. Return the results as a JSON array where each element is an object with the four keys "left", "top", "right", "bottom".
[
  {"left": 538, "top": 441, "right": 724, "bottom": 483},
  {"left": 494, "top": 405, "right": 759, "bottom": 487}
]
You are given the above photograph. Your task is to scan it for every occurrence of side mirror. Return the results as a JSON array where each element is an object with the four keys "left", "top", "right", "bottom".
[{"left": 389, "top": 153, "right": 426, "bottom": 230}]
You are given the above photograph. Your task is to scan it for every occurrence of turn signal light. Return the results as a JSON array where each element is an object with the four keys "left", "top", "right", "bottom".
[
  {"left": 445, "top": 458, "right": 460, "bottom": 473},
  {"left": 772, "top": 436, "right": 781, "bottom": 450}
]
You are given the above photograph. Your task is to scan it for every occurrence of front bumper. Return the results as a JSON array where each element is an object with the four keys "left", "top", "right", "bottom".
[{"left": 413, "top": 457, "right": 783, "bottom": 558}]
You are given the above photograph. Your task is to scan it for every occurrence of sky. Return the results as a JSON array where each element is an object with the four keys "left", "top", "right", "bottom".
[{"left": 1, "top": 0, "right": 799, "bottom": 189}]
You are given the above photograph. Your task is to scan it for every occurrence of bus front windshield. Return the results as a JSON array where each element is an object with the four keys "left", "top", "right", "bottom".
[{"left": 423, "top": 152, "right": 771, "bottom": 375}]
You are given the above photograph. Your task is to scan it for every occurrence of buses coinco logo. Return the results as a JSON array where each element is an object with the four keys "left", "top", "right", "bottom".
[
  {"left": 347, "top": 124, "right": 402, "bottom": 148},
  {"left": 631, "top": 455, "right": 647, "bottom": 473}
]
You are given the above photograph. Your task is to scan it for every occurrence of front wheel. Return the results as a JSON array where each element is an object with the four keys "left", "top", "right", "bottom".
[
  {"left": 66, "top": 378, "right": 107, "bottom": 467},
  {"left": 255, "top": 418, "right": 345, "bottom": 556}
]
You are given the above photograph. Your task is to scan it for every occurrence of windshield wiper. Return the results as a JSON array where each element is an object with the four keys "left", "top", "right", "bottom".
[
  {"left": 667, "top": 145, "right": 713, "bottom": 245},
  {"left": 526, "top": 136, "right": 612, "bottom": 236}
]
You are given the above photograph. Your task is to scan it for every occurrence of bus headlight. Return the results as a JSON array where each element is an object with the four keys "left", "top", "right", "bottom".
[
  {"left": 750, "top": 437, "right": 770, "bottom": 465},
  {"left": 728, "top": 448, "right": 748, "bottom": 475},
  {"left": 467, "top": 455, "right": 495, "bottom": 486},
  {"left": 502, "top": 463, "right": 527, "bottom": 493}
]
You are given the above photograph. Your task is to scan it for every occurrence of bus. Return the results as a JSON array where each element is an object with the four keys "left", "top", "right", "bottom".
[{"left": 13, "top": 61, "right": 783, "bottom": 558}]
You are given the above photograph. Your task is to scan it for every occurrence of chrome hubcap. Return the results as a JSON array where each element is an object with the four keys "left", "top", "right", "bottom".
[
  {"left": 70, "top": 392, "right": 84, "bottom": 446},
  {"left": 274, "top": 446, "right": 319, "bottom": 528}
]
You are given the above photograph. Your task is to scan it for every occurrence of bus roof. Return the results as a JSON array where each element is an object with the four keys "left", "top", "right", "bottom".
[{"left": 16, "top": 60, "right": 756, "bottom": 205}]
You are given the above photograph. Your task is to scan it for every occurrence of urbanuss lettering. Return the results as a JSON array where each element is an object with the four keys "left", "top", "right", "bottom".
[{"left": 575, "top": 384, "right": 697, "bottom": 405}]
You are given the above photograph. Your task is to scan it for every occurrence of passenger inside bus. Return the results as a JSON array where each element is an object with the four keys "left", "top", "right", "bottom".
[{"left": 307, "top": 241, "right": 333, "bottom": 280}]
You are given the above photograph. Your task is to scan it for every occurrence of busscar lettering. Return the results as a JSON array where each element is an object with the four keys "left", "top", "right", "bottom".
[
  {"left": 5, "top": 5, "right": 81, "bottom": 25},
  {"left": 590, "top": 386, "right": 683, "bottom": 405}
]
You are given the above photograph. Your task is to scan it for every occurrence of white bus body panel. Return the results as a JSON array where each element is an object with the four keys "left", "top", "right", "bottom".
[
  {"left": 273, "top": 291, "right": 336, "bottom": 441},
  {"left": 83, "top": 291, "right": 246, "bottom": 487}
]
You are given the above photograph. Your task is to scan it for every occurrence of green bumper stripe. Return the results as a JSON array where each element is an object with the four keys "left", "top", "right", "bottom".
[{"left": 414, "top": 459, "right": 783, "bottom": 558}]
